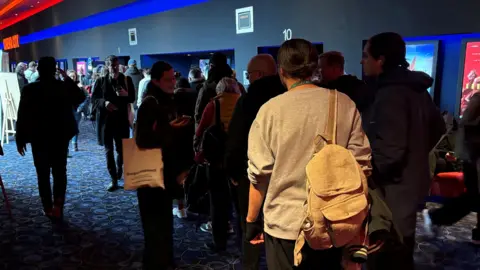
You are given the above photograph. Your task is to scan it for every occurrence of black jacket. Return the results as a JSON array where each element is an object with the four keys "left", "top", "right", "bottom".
[
  {"left": 135, "top": 82, "right": 193, "bottom": 185},
  {"left": 125, "top": 67, "right": 143, "bottom": 97},
  {"left": 365, "top": 67, "right": 445, "bottom": 236},
  {"left": 190, "top": 79, "right": 205, "bottom": 93},
  {"left": 225, "top": 75, "right": 286, "bottom": 182},
  {"left": 91, "top": 73, "right": 136, "bottom": 145},
  {"left": 16, "top": 77, "right": 85, "bottom": 145},
  {"left": 318, "top": 75, "right": 374, "bottom": 115},
  {"left": 17, "top": 73, "right": 28, "bottom": 94}
]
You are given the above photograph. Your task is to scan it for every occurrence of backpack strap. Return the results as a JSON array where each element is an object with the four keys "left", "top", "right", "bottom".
[
  {"left": 326, "top": 90, "right": 338, "bottom": 145},
  {"left": 313, "top": 90, "right": 338, "bottom": 152},
  {"left": 214, "top": 99, "right": 221, "bottom": 125}
]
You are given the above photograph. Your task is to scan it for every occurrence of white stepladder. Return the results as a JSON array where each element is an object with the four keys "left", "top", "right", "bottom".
[{"left": 1, "top": 80, "right": 17, "bottom": 146}]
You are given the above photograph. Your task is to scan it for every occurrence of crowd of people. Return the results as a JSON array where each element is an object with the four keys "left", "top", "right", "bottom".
[{"left": 13, "top": 31, "right": 480, "bottom": 270}]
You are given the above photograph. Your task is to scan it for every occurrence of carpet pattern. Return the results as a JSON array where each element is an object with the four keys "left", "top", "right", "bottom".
[{"left": 0, "top": 121, "right": 477, "bottom": 269}]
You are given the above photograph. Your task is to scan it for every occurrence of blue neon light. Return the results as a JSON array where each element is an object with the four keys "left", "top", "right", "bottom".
[{"left": 0, "top": 0, "right": 208, "bottom": 50}]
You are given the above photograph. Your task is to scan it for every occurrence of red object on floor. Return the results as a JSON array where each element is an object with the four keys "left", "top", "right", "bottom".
[{"left": 430, "top": 172, "right": 466, "bottom": 198}]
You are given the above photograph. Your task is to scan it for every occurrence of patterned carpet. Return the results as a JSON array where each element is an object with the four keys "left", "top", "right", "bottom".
[{"left": 0, "top": 121, "right": 478, "bottom": 269}]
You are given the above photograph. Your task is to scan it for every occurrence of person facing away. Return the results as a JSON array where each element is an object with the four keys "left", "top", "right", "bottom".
[
  {"left": 194, "top": 77, "right": 243, "bottom": 252},
  {"left": 137, "top": 68, "right": 151, "bottom": 108},
  {"left": 15, "top": 56, "right": 85, "bottom": 222},
  {"left": 135, "top": 61, "right": 193, "bottom": 270},
  {"left": 317, "top": 51, "right": 374, "bottom": 119},
  {"left": 361, "top": 32, "right": 445, "bottom": 270},
  {"left": 91, "top": 55, "right": 136, "bottom": 192},
  {"left": 24, "top": 61, "right": 39, "bottom": 83},
  {"left": 225, "top": 53, "right": 286, "bottom": 270},
  {"left": 188, "top": 67, "right": 205, "bottom": 92},
  {"left": 16, "top": 62, "right": 28, "bottom": 94},
  {"left": 246, "top": 38, "right": 371, "bottom": 270},
  {"left": 67, "top": 70, "right": 90, "bottom": 152},
  {"left": 194, "top": 52, "right": 233, "bottom": 128},
  {"left": 124, "top": 59, "right": 143, "bottom": 105}
]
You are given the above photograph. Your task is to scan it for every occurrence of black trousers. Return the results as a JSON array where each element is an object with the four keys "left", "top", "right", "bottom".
[
  {"left": 208, "top": 165, "right": 230, "bottom": 248},
  {"left": 231, "top": 177, "right": 262, "bottom": 270},
  {"left": 137, "top": 187, "right": 174, "bottom": 270},
  {"left": 265, "top": 233, "right": 342, "bottom": 270},
  {"left": 31, "top": 140, "right": 70, "bottom": 211},
  {"left": 430, "top": 160, "right": 480, "bottom": 226},
  {"left": 104, "top": 123, "right": 129, "bottom": 180}
]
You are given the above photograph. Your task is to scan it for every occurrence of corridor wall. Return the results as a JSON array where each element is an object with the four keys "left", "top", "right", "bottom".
[{"left": 1, "top": 0, "right": 480, "bottom": 112}]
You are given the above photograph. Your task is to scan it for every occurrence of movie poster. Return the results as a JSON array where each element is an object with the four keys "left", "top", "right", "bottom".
[
  {"left": 76, "top": 61, "right": 86, "bottom": 76},
  {"left": 199, "top": 59, "right": 209, "bottom": 80},
  {"left": 405, "top": 43, "right": 436, "bottom": 94},
  {"left": 460, "top": 41, "right": 480, "bottom": 116}
]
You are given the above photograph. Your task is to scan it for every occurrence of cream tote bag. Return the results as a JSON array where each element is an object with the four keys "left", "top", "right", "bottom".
[{"left": 122, "top": 138, "right": 165, "bottom": 190}]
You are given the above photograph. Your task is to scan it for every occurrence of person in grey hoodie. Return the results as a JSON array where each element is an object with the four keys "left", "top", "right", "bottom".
[{"left": 125, "top": 59, "right": 144, "bottom": 106}]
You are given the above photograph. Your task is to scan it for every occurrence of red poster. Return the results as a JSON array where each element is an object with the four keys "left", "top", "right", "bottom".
[{"left": 460, "top": 41, "right": 480, "bottom": 116}]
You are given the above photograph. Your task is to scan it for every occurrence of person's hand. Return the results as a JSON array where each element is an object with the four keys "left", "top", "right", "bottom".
[
  {"left": 117, "top": 89, "right": 128, "bottom": 97},
  {"left": 245, "top": 219, "right": 264, "bottom": 245},
  {"left": 170, "top": 117, "right": 190, "bottom": 128},
  {"left": 17, "top": 143, "right": 26, "bottom": 156},
  {"left": 57, "top": 68, "right": 67, "bottom": 78},
  {"left": 176, "top": 170, "right": 189, "bottom": 185},
  {"left": 105, "top": 101, "right": 118, "bottom": 112}
]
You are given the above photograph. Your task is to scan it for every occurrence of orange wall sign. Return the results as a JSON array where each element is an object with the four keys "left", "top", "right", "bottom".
[{"left": 3, "top": 35, "right": 20, "bottom": 50}]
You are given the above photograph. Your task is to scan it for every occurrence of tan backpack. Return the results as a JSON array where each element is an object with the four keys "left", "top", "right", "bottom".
[{"left": 294, "top": 90, "right": 369, "bottom": 266}]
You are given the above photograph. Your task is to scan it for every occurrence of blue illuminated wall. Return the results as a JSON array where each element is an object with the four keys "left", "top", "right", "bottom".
[{"left": 3, "top": 0, "right": 480, "bottom": 113}]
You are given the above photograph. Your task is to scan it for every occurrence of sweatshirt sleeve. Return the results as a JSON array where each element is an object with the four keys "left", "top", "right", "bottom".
[{"left": 247, "top": 108, "right": 274, "bottom": 185}]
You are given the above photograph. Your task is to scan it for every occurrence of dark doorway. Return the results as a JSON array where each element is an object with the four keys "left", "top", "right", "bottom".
[{"left": 141, "top": 49, "right": 235, "bottom": 80}]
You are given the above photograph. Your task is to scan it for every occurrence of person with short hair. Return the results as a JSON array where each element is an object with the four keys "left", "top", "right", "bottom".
[
  {"left": 25, "top": 61, "right": 39, "bottom": 83},
  {"left": 125, "top": 59, "right": 143, "bottom": 105},
  {"left": 16, "top": 62, "right": 28, "bottom": 93},
  {"left": 188, "top": 67, "right": 205, "bottom": 92},
  {"left": 91, "top": 55, "right": 136, "bottom": 191},
  {"left": 15, "top": 57, "right": 85, "bottom": 222},
  {"left": 246, "top": 39, "right": 371, "bottom": 269},
  {"left": 361, "top": 32, "right": 445, "bottom": 270},
  {"left": 225, "top": 53, "right": 286, "bottom": 269},
  {"left": 317, "top": 51, "right": 374, "bottom": 125},
  {"left": 135, "top": 61, "right": 193, "bottom": 270}
]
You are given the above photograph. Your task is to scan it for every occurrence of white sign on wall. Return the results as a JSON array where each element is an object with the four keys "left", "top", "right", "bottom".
[
  {"left": 128, "top": 28, "right": 138, "bottom": 46},
  {"left": 236, "top": 6, "right": 254, "bottom": 34}
]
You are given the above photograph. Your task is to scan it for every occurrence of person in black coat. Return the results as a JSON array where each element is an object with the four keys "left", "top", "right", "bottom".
[
  {"left": 91, "top": 55, "right": 136, "bottom": 191},
  {"left": 225, "top": 54, "right": 286, "bottom": 270},
  {"left": 362, "top": 32, "right": 445, "bottom": 270},
  {"left": 16, "top": 56, "right": 85, "bottom": 221},
  {"left": 135, "top": 61, "right": 192, "bottom": 270},
  {"left": 317, "top": 51, "right": 375, "bottom": 127}
]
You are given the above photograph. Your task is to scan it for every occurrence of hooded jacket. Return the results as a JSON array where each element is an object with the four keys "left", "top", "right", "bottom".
[
  {"left": 225, "top": 75, "right": 286, "bottom": 182},
  {"left": 125, "top": 67, "right": 143, "bottom": 99},
  {"left": 365, "top": 67, "right": 445, "bottom": 237}
]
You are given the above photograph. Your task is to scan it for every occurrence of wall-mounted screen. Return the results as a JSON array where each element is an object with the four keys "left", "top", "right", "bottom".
[
  {"left": 459, "top": 41, "right": 480, "bottom": 116},
  {"left": 405, "top": 42, "right": 439, "bottom": 95}
]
